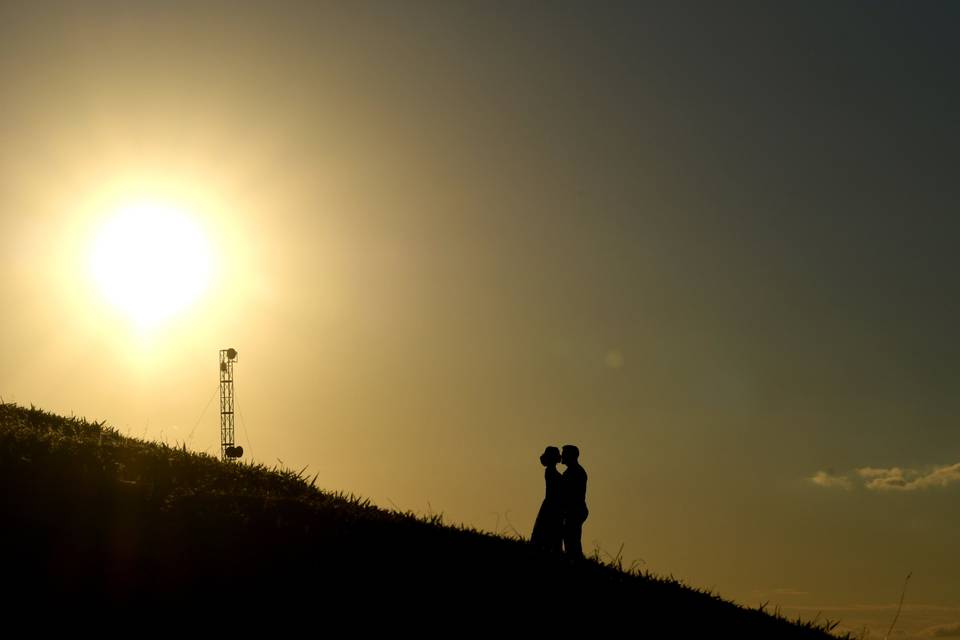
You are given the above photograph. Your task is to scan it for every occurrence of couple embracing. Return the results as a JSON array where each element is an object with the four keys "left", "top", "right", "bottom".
[{"left": 531, "top": 444, "right": 588, "bottom": 558}]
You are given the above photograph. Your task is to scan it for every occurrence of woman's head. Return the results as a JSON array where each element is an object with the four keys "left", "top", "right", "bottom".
[{"left": 539, "top": 446, "right": 561, "bottom": 467}]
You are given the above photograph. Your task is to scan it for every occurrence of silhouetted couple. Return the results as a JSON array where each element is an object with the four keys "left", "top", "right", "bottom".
[{"left": 531, "top": 444, "right": 588, "bottom": 558}]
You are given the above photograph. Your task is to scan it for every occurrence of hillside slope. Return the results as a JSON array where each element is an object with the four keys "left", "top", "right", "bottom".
[{"left": 0, "top": 402, "right": 846, "bottom": 635}]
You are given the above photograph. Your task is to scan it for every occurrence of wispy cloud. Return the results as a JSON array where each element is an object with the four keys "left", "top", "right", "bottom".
[
  {"left": 810, "top": 463, "right": 960, "bottom": 492},
  {"left": 809, "top": 470, "right": 851, "bottom": 490},
  {"left": 857, "top": 464, "right": 960, "bottom": 491},
  {"left": 772, "top": 588, "right": 809, "bottom": 596}
]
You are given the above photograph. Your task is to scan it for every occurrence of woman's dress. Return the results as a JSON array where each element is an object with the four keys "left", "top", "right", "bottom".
[{"left": 531, "top": 466, "right": 563, "bottom": 551}]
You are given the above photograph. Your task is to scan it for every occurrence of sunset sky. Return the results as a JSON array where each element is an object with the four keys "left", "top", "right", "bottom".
[{"left": 2, "top": 3, "right": 958, "bottom": 635}]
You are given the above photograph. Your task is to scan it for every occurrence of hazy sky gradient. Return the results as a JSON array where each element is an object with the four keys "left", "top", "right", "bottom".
[{"left": 2, "top": 3, "right": 958, "bottom": 634}]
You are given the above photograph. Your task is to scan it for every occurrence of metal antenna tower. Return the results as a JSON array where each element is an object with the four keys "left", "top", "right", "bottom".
[{"left": 219, "top": 348, "right": 243, "bottom": 461}]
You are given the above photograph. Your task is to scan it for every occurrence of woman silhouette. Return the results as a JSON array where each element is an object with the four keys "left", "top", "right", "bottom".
[{"left": 531, "top": 446, "right": 563, "bottom": 552}]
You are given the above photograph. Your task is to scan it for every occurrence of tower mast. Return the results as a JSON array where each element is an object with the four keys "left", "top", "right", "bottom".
[{"left": 219, "top": 348, "right": 242, "bottom": 460}]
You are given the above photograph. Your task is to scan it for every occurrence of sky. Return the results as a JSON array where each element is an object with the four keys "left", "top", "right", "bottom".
[{"left": 1, "top": 2, "right": 958, "bottom": 635}]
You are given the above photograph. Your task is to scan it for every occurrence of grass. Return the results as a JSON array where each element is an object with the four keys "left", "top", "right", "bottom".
[{"left": 1, "top": 401, "right": 851, "bottom": 634}]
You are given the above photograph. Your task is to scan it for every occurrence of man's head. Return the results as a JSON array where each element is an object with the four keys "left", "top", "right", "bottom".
[{"left": 561, "top": 444, "right": 580, "bottom": 465}]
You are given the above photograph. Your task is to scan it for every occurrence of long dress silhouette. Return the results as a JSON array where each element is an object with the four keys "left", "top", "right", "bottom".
[{"left": 531, "top": 446, "right": 563, "bottom": 552}]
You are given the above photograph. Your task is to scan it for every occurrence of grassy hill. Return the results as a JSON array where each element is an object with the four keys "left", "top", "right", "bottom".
[{"left": 0, "top": 402, "right": 849, "bottom": 635}]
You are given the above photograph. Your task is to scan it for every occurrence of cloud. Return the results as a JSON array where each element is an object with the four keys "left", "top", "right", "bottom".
[
  {"left": 810, "top": 463, "right": 960, "bottom": 492},
  {"left": 930, "top": 623, "right": 960, "bottom": 638},
  {"left": 857, "top": 463, "right": 960, "bottom": 492},
  {"left": 810, "top": 470, "right": 852, "bottom": 490},
  {"left": 772, "top": 588, "right": 809, "bottom": 596}
]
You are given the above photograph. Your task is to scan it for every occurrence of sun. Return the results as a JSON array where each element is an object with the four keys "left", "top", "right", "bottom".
[{"left": 89, "top": 201, "right": 213, "bottom": 329}]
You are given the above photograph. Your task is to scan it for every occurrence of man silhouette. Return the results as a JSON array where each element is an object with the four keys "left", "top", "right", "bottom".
[{"left": 560, "top": 444, "right": 588, "bottom": 558}]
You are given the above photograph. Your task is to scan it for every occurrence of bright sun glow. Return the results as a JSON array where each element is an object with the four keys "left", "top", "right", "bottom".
[{"left": 90, "top": 201, "right": 212, "bottom": 329}]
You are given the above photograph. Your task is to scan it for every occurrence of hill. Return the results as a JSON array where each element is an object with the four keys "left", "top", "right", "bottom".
[{"left": 0, "top": 402, "right": 847, "bottom": 635}]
